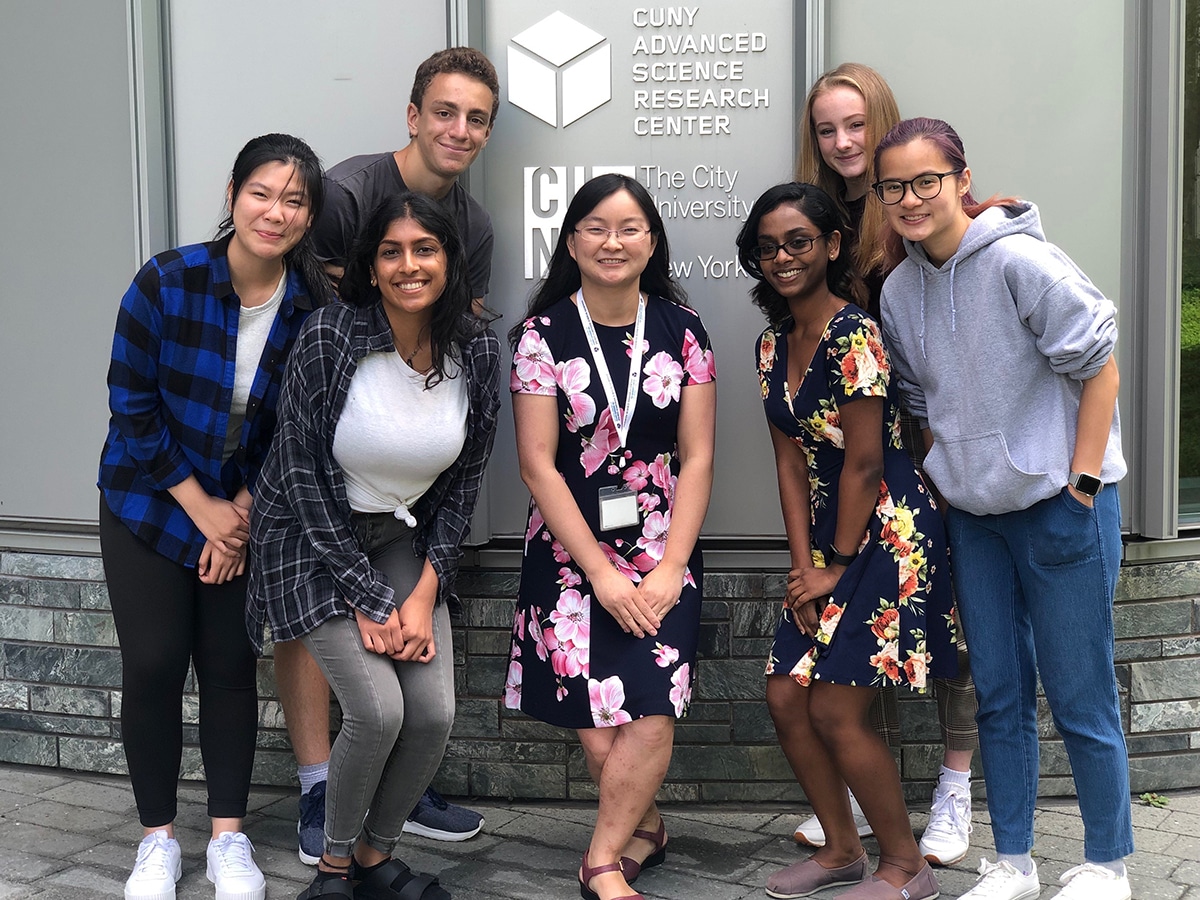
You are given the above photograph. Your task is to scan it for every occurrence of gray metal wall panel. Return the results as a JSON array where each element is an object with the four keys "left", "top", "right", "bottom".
[{"left": 0, "top": 0, "right": 139, "bottom": 526}]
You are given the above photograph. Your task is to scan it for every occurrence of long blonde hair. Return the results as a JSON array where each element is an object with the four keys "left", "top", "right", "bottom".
[{"left": 796, "top": 63, "right": 900, "bottom": 280}]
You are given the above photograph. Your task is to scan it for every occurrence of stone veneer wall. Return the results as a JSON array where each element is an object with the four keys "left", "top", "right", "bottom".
[{"left": 1, "top": 549, "right": 1197, "bottom": 801}]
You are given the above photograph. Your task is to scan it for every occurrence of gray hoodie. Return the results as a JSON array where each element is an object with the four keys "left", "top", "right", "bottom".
[{"left": 879, "top": 201, "right": 1125, "bottom": 516}]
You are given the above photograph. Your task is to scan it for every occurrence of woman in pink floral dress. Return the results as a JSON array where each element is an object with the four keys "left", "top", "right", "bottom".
[
  {"left": 737, "top": 182, "right": 954, "bottom": 900},
  {"left": 504, "top": 174, "right": 715, "bottom": 900}
]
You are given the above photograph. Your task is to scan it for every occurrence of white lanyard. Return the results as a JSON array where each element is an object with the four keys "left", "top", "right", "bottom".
[{"left": 574, "top": 289, "right": 646, "bottom": 449}]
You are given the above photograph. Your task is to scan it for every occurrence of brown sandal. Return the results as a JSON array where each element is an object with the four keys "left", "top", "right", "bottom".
[
  {"left": 579, "top": 851, "right": 643, "bottom": 900},
  {"left": 620, "top": 818, "right": 667, "bottom": 884}
]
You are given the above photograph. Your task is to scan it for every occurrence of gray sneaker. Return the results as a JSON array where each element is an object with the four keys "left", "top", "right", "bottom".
[{"left": 402, "top": 787, "right": 484, "bottom": 842}]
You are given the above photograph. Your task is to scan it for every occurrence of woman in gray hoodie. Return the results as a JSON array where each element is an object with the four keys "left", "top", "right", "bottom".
[{"left": 874, "top": 117, "right": 1131, "bottom": 900}]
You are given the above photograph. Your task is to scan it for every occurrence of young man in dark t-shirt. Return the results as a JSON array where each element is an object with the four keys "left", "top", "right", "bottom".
[{"left": 278, "top": 47, "right": 499, "bottom": 867}]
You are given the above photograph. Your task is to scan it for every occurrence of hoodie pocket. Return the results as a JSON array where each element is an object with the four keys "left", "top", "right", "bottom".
[{"left": 924, "top": 430, "right": 1057, "bottom": 516}]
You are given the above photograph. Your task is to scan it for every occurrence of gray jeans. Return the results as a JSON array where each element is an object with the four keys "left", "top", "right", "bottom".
[{"left": 301, "top": 513, "right": 455, "bottom": 857}]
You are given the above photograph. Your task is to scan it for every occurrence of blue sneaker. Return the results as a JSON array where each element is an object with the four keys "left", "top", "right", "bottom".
[
  {"left": 402, "top": 787, "right": 483, "bottom": 842},
  {"left": 297, "top": 780, "right": 326, "bottom": 865}
]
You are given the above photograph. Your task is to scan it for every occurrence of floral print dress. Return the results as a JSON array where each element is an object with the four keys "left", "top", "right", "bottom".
[
  {"left": 505, "top": 295, "right": 716, "bottom": 728},
  {"left": 759, "top": 306, "right": 955, "bottom": 691}
]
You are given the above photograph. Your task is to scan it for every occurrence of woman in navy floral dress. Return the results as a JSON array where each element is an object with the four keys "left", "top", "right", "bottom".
[
  {"left": 737, "top": 183, "right": 953, "bottom": 900},
  {"left": 505, "top": 174, "right": 715, "bottom": 900}
]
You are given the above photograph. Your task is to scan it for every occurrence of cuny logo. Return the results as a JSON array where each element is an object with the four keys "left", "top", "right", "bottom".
[
  {"left": 524, "top": 165, "right": 635, "bottom": 279},
  {"left": 508, "top": 11, "right": 611, "bottom": 127}
]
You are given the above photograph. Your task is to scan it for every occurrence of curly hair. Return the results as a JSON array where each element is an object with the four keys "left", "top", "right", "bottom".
[{"left": 410, "top": 47, "right": 500, "bottom": 127}]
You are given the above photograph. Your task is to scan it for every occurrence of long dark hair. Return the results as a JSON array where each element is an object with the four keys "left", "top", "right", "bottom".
[
  {"left": 340, "top": 192, "right": 476, "bottom": 387},
  {"left": 508, "top": 173, "right": 687, "bottom": 348},
  {"left": 735, "top": 182, "right": 859, "bottom": 326},
  {"left": 216, "top": 133, "right": 332, "bottom": 307}
]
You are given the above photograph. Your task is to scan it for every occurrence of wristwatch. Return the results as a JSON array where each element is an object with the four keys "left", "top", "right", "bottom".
[{"left": 1068, "top": 471, "right": 1103, "bottom": 497}]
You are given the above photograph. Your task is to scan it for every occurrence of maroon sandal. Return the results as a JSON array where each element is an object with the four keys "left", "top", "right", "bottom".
[
  {"left": 579, "top": 851, "right": 643, "bottom": 900},
  {"left": 620, "top": 819, "right": 667, "bottom": 884}
]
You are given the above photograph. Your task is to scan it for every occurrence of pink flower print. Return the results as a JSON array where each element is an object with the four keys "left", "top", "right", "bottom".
[
  {"left": 552, "top": 638, "right": 587, "bottom": 679},
  {"left": 589, "top": 675, "right": 633, "bottom": 727},
  {"left": 556, "top": 683, "right": 569, "bottom": 702},
  {"left": 549, "top": 589, "right": 590, "bottom": 646},
  {"left": 642, "top": 351, "right": 683, "bottom": 408},
  {"left": 682, "top": 328, "right": 715, "bottom": 383},
  {"left": 653, "top": 643, "right": 680, "bottom": 668},
  {"left": 513, "top": 329, "right": 557, "bottom": 393},
  {"left": 600, "top": 542, "right": 642, "bottom": 583},
  {"left": 622, "top": 460, "right": 651, "bottom": 491},
  {"left": 511, "top": 641, "right": 521, "bottom": 658},
  {"left": 631, "top": 550, "right": 658, "bottom": 573},
  {"left": 513, "top": 608, "right": 526, "bottom": 641},
  {"left": 504, "top": 660, "right": 522, "bottom": 708},
  {"left": 581, "top": 408, "right": 621, "bottom": 476},
  {"left": 551, "top": 540, "right": 571, "bottom": 564},
  {"left": 556, "top": 358, "right": 597, "bottom": 432},
  {"left": 683, "top": 567, "right": 696, "bottom": 588},
  {"left": 636, "top": 510, "right": 671, "bottom": 562},
  {"left": 669, "top": 663, "right": 692, "bottom": 716},
  {"left": 557, "top": 567, "right": 582, "bottom": 588},
  {"left": 525, "top": 502, "right": 545, "bottom": 546},
  {"left": 607, "top": 464, "right": 620, "bottom": 475},
  {"left": 637, "top": 492, "right": 661, "bottom": 513},
  {"left": 532, "top": 621, "right": 553, "bottom": 662},
  {"left": 648, "top": 453, "right": 673, "bottom": 493},
  {"left": 624, "top": 334, "right": 651, "bottom": 359}
]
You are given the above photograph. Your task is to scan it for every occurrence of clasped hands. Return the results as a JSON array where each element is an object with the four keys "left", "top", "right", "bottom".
[
  {"left": 592, "top": 562, "right": 685, "bottom": 639},
  {"left": 354, "top": 602, "right": 436, "bottom": 662},
  {"left": 786, "top": 565, "right": 841, "bottom": 638}
]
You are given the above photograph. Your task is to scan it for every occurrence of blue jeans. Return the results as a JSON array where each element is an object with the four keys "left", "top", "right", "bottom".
[{"left": 947, "top": 486, "right": 1132, "bottom": 863}]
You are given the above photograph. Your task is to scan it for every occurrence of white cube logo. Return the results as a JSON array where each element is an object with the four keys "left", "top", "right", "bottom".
[{"left": 509, "top": 12, "right": 611, "bottom": 127}]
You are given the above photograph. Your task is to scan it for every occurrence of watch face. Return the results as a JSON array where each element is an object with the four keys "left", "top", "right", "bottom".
[{"left": 1070, "top": 472, "right": 1103, "bottom": 496}]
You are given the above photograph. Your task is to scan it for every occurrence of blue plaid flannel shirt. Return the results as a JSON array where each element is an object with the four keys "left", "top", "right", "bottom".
[{"left": 98, "top": 236, "right": 316, "bottom": 566}]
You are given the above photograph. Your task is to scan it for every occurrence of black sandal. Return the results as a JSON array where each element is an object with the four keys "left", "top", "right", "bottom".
[
  {"left": 297, "top": 863, "right": 355, "bottom": 900},
  {"left": 355, "top": 858, "right": 450, "bottom": 900}
]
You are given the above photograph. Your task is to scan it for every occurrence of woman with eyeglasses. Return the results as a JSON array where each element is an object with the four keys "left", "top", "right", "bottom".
[
  {"left": 874, "top": 118, "right": 1131, "bottom": 900},
  {"left": 794, "top": 63, "right": 980, "bottom": 869},
  {"left": 738, "top": 182, "right": 955, "bottom": 900},
  {"left": 504, "top": 173, "right": 715, "bottom": 900}
]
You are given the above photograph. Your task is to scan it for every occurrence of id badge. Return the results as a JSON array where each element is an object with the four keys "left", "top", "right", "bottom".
[{"left": 598, "top": 485, "right": 640, "bottom": 532}]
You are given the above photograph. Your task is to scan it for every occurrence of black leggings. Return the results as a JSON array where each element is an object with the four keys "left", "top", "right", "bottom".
[{"left": 99, "top": 501, "right": 257, "bottom": 827}]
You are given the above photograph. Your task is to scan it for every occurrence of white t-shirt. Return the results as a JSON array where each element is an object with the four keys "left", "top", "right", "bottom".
[
  {"left": 223, "top": 270, "right": 287, "bottom": 461},
  {"left": 333, "top": 350, "right": 468, "bottom": 525}
]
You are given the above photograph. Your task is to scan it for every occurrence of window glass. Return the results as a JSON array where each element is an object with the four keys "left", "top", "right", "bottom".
[{"left": 1181, "top": 1, "right": 1200, "bottom": 518}]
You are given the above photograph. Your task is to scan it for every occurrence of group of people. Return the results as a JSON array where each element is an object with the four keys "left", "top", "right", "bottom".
[{"left": 96, "top": 46, "right": 1132, "bottom": 900}]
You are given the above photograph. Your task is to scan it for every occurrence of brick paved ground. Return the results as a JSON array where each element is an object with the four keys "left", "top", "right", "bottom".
[{"left": 0, "top": 763, "right": 1195, "bottom": 899}]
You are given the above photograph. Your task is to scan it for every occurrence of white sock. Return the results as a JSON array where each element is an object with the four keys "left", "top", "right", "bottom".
[
  {"left": 998, "top": 853, "right": 1035, "bottom": 876},
  {"left": 1090, "top": 859, "right": 1127, "bottom": 878},
  {"left": 937, "top": 765, "right": 971, "bottom": 792},
  {"left": 298, "top": 761, "right": 329, "bottom": 795}
]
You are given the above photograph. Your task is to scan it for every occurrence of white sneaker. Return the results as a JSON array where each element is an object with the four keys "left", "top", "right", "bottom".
[
  {"left": 206, "top": 832, "right": 266, "bottom": 900},
  {"left": 959, "top": 859, "right": 1041, "bottom": 900},
  {"left": 1049, "top": 863, "right": 1131, "bottom": 900},
  {"left": 919, "top": 782, "right": 973, "bottom": 865},
  {"left": 793, "top": 791, "right": 873, "bottom": 846},
  {"left": 125, "top": 830, "right": 182, "bottom": 900}
]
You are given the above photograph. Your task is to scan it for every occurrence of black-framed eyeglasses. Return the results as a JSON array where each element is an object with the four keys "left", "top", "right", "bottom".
[
  {"left": 752, "top": 232, "right": 831, "bottom": 261},
  {"left": 872, "top": 171, "right": 961, "bottom": 205},
  {"left": 574, "top": 226, "right": 653, "bottom": 243}
]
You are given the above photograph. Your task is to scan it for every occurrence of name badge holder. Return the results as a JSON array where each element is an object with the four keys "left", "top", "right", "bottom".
[{"left": 575, "top": 290, "right": 647, "bottom": 532}]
